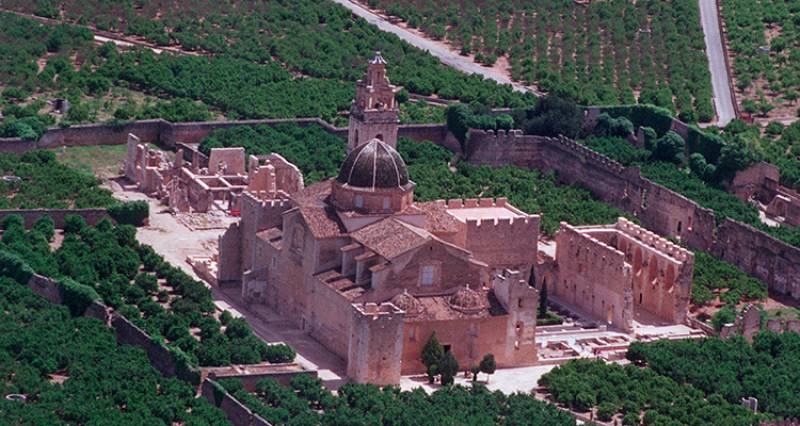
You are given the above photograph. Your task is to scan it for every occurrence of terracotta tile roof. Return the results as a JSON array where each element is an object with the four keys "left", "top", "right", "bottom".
[
  {"left": 291, "top": 180, "right": 347, "bottom": 239},
  {"left": 415, "top": 201, "right": 460, "bottom": 234},
  {"left": 350, "top": 218, "right": 430, "bottom": 259},
  {"left": 315, "top": 269, "right": 368, "bottom": 300}
]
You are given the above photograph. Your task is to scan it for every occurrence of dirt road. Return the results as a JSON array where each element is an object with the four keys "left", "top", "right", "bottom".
[{"left": 330, "top": 0, "right": 539, "bottom": 95}]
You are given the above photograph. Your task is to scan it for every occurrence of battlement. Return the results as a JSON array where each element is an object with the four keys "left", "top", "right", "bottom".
[
  {"left": 543, "top": 136, "right": 626, "bottom": 174},
  {"left": 444, "top": 197, "right": 509, "bottom": 209},
  {"left": 614, "top": 217, "right": 692, "bottom": 263},
  {"left": 464, "top": 215, "right": 539, "bottom": 231}
]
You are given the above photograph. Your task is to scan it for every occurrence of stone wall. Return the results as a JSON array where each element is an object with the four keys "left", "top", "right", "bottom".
[
  {"left": 26, "top": 274, "right": 63, "bottom": 304},
  {"left": 714, "top": 219, "right": 800, "bottom": 300},
  {"left": 201, "top": 379, "right": 267, "bottom": 426},
  {"left": 0, "top": 208, "right": 110, "bottom": 228},
  {"left": 464, "top": 129, "right": 799, "bottom": 302}
]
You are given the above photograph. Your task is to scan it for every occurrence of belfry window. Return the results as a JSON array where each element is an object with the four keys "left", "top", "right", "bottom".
[{"left": 354, "top": 195, "right": 364, "bottom": 209}]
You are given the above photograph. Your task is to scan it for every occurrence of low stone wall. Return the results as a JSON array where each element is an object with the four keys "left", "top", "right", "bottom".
[
  {"left": 201, "top": 379, "right": 272, "bottom": 426},
  {"left": 0, "top": 209, "right": 110, "bottom": 228},
  {"left": 0, "top": 118, "right": 450, "bottom": 154},
  {"left": 27, "top": 274, "right": 62, "bottom": 305},
  {"left": 205, "top": 363, "right": 315, "bottom": 392}
]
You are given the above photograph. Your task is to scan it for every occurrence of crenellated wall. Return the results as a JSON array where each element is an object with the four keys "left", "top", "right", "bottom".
[{"left": 464, "top": 128, "right": 798, "bottom": 302}]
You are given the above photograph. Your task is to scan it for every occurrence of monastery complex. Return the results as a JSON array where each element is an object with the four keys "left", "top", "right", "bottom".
[{"left": 126, "top": 54, "right": 695, "bottom": 385}]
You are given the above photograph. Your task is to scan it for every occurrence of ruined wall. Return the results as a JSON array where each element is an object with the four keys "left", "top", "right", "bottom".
[
  {"left": 554, "top": 223, "right": 633, "bottom": 330},
  {"left": 218, "top": 223, "right": 242, "bottom": 284},
  {"left": 0, "top": 209, "right": 110, "bottom": 228},
  {"left": 714, "top": 219, "right": 800, "bottom": 300},
  {"left": 464, "top": 128, "right": 798, "bottom": 302}
]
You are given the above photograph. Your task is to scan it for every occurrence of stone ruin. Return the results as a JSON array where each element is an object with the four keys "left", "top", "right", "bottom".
[
  {"left": 721, "top": 303, "right": 800, "bottom": 341},
  {"left": 732, "top": 162, "right": 800, "bottom": 227},
  {"left": 124, "top": 133, "right": 304, "bottom": 214}
]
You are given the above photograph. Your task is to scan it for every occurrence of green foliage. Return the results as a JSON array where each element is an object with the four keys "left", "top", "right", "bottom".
[
  {"left": 711, "top": 306, "right": 738, "bottom": 331},
  {"left": 228, "top": 377, "right": 574, "bottom": 425},
  {"left": 438, "top": 352, "right": 460, "bottom": 386},
  {"left": 594, "top": 113, "right": 634, "bottom": 138},
  {"left": 540, "top": 358, "right": 760, "bottom": 425},
  {"left": 581, "top": 136, "right": 650, "bottom": 167},
  {"left": 0, "top": 276, "right": 229, "bottom": 424},
  {"left": 721, "top": 0, "right": 800, "bottom": 116},
  {"left": 0, "top": 151, "right": 116, "bottom": 209},
  {"left": 692, "top": 252, "right": 767, "bottom": 306},
  {"left": 199, "top": 123, "right": 345, "bottom": 184},
  {"left": 630, "top": 332, "right": 800, "bottom": 418},
  {"left": 421, "top": 331, "right": 444, "bottom": 383},
  {"left": 478, "top": 353, "right": 496, "bottom": 377},
  {"left": 108, "top": 200, "right": 150, "bottom": 226},
  {"left": 264, "top": 344, "right": 296, "bottom": 364},
  {"left": 58, "top": 277, "right": 100, "bottom": 317},
  {"left": 648, "top": 131, "right": 685, "bottom": 164},
  {"left": 367, "top": 0, "right": 712, "bottom": 118},
  {"left": 513, "top": 96, "right": 582, "bottom": 138},
  {"left": 0, "top": 249, "right": 35, "bottom": 284}
]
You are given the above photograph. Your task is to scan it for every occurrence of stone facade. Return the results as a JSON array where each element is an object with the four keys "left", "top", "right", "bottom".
[
  {"left": 347, "top": 52, "right": 400, "bottom": 152},
  {"left": 543, "top": 218, "right": 693, "bottom": 331}
]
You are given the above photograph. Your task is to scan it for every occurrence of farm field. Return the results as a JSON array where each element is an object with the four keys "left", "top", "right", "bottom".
[
  {"left": 720, "top": 0, "right": 800, "bottom": 122},
  {"left": 0, "top": 0, "right": 535, "bottom": 125},
  {"left": 361, "top": 0, "right": 714, "bottom": 122}
]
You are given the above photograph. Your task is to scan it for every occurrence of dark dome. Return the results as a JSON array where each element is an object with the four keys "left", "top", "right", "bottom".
[{"left": 337, "top": 139, "right": 409, "bottom": 189}]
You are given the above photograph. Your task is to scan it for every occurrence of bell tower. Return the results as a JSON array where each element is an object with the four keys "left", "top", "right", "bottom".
[{"left": 347, "top": 52, "right": 400, "bottom": 153}]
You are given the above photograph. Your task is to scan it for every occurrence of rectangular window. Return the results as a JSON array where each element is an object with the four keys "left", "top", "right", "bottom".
[
  {"left": 354, "top": 195, "right": 364, "bottom": 208},
  {"left": 420, "top": 265, "right": 435, "bottom": 285},
  {"left": 382, "top": 197, "right": 390, "bottom": 210}
]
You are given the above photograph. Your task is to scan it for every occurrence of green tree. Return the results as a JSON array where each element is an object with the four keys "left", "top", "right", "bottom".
[
  {"left": 438, "top": 352, "right": 460, "bottom": 386},
  {"left": 538, "top": 282, "right": 549, "bottom": 319},
  {"left": 421, "top": 332, "right": 445, "bottom": 383},
  {"left": 478, "top": 353, "right": 496, "bottom": 383}
]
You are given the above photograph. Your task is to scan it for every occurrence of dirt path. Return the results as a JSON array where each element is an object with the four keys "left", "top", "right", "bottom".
[
  {"left": 0, "top": 9, "right": 201, "bottom": 56},
  {"left": 330, "top": 0, "right": 541, "bottom": 95},
  {"left": 698, "top": 0, "right": 736, "bottom": 126}
]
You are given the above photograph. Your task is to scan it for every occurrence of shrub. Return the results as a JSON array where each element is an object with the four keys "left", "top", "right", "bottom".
[
  {"left": 63, "top": 214, "right": 86, "bottom": 234},
  {"left": 264, "top": 344, "right": 296, "bottom": 364},
  {"left": 59, "top": 277, "right": 100, "bottom": 316},
  {"left": 597, "top": 402, "right": 617, "bottom": 421},
  {"left": 0, "top": 250, "right": 35, "bottom": 284},
  {"left": 108, "top": 201, "right": 149, "bottom": 226}
]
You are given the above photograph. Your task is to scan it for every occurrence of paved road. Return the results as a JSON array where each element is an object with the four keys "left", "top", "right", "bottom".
[
  {"left": 330, "top": 0, "right": 538, "bottom": 95},
  {"left": 698, "top": 0, "right": 736, "bottom": 126}
]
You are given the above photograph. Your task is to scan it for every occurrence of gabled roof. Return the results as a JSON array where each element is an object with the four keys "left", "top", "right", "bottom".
[{"left": 350, "top": 218, "right": 430, "bottom": 259}]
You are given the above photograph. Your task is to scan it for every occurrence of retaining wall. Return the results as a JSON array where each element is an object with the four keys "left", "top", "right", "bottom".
[{"left": 0, "top": 209, "right": 110, "bottom": 228}]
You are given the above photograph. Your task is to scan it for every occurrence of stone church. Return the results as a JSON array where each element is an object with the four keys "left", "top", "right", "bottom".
[{"left": 217, "top": 54, "right": 541, "bottom": 385}]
